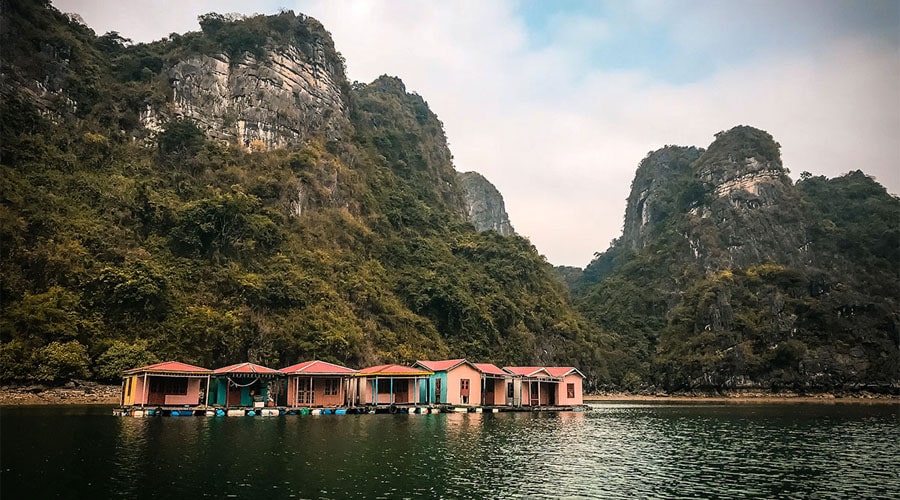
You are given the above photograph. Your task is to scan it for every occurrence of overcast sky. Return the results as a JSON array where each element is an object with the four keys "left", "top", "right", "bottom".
[{"left": 54, "top": 0, "right": 900, "bottom": 267}]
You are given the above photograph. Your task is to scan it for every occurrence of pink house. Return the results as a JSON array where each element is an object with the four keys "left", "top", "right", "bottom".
[
  {"left": 545, "top": 367, "right": 585, "bottom": 406},
  {"left": 414, "top": 359, "right": 483, "bottom": 406},
  {"left": 281, "top": 360, "right": 357, "bottom": 407},
  {"left": 503, "top": 367, "right": 561, "bottom": 407},
  {"left": 503, "top": 366, "right": 586, "bottom": 407},
  {"left": 210, "top": 362, "right": 281, "bottom": 407},
  {"left": 356, "top": 364, "right": 433, "bottom": 405},
  {"left": 473, "top": 363, "right": 513, "bottom": 406},
  {"left": 121, "top": 361, "right": 212, "bottom": 407}
]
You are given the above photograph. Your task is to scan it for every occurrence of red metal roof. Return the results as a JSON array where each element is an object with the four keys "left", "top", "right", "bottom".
[
  {"left": 503, "top": 366, "right": 555, "bottom": 377},
  {"left": 280, "top": 360, "right": 357, "bottom": 375},
  {"left": 474, "top": 363, "right": 508, "bottom": 376},
  {"left": 213, "top": 362, "right": 280, "bottom": 375},
  {"left": 415, "top": 359, "right": 467, "bottom": 372},
  {"left": 544, "top": 367, "right": 585, "bottom": 378},
  {"left": 123, "top": 361, "right": 211, "bottom": 375},
  {"left": 355, "top": 364, "right": 433, "bottom": 376}
]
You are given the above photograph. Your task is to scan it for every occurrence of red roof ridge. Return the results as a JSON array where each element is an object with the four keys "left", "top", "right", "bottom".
[
  {"left": 213, "top": 362, "right": 280, "bottom": 375},
  {"left": 473, "top": 363, "right": 508, "bottom": 376},
  {"left": 280, "top": 359, "right": 357, "bottom": 375},
  {"left": 414, "top": 359, "right": 468, "bottom": 372},
  {"left": 123, "top": 360, "right": 211, "bottom": 375},
  {"left": 356, "top": 364, "right": 433, "bottom": 376}
]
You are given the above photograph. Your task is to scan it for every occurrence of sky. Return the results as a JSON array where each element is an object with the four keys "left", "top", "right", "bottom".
[{"left": 54, "top": 0, "right": 900, "bottom": 267}]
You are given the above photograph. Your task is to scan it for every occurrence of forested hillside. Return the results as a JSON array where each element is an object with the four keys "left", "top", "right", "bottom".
[
  {"left": 575, "top": 127, "right": 899, "bottom": 393},
  {"left": 2, "top": 2, "right": 895, "bottom": 394},
  {"left": 0, "top": 1, "right": 603, "bottom": 384}
]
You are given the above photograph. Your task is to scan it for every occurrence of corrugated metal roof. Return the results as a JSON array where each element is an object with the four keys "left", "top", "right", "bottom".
[
  {"left": 123, "top": 361, "right": 211, "bottom": 375},
  {"left": 474, "top": 363, "right": 508, "bottom": 376},
  {"left": 414, "top": 359, "right": 467, "bottom": 372},
  {"left": 280, "top": 360, "right": 357, "bottom": 375},
  {"left": 544, "top": 366, "right": 586, "bottom": 378},
  {"left": 213, "top": 362, "right": 280, "bottom": 375},
  {"left": 503, "top": 366, "right": 547, "bottom": 377},
  {"left": 355, "top": 364, "right": 433, "bottom": 376}
]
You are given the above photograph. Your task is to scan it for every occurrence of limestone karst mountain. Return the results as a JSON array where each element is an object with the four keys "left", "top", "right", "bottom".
[
  {"left": 1, "top": 2, "right": 599, "bottom": 383},
  {"left": 576, "top": 126, "right": 899, "bottom": 392}
]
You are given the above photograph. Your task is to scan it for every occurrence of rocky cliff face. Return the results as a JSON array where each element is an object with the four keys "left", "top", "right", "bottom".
[
  {"left": 619, "top": 127, "right": 807, "bottom": 270},
  {"left": 458, "top": 171, "right": 514, "bottom": 235},
  {"left": 621, "top": 146, "right": 702, "bottom": 251},
  {"left": 159, "top": 44, "right": 347, "bottom": 149}
]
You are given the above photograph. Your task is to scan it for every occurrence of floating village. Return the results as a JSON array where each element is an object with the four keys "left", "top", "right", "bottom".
[{"left": 114, "top": 359, "right": 587, "bottom": 416}]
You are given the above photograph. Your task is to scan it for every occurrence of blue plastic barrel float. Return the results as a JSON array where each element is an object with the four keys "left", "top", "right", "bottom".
[
  {"left": 335, "top": 409, "right": 347, "bottom": 415},
  {"left": 215, "top": 409, "right": 226, "bottom": 417}
]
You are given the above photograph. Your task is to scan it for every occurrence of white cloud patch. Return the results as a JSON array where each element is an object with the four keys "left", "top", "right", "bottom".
[{"left": 53, "top": 0, "right": 900, "bottom": 267}]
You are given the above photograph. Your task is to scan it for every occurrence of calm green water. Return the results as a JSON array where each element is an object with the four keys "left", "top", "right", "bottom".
[{"left": 1, "top": 403, "right": 898, "bottom": 499}]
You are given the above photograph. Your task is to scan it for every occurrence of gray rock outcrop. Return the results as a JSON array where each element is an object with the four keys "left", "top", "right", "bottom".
[
  {"left": 153, "top": 43, "right": 347, "bottom": 149},
  {"left": 458, "top": 171, "right": 514, "bottom": 235}
]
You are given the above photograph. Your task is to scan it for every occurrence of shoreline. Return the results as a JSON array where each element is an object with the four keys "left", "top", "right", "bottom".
[
  {"left": 0, "top": 384, "right": 120, "bottom": 406},
  {"left": 2, "top": 385, "right": 897, "bottom": 406},
  {"left": 585, "top": 393, "right": 900, "bottom": 404}
]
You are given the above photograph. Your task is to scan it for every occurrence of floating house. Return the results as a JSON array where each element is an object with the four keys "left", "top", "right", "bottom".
[
  {"left": 121, "top": 361, "right": 212, "bottom": 407},
  {"left": 281, "top": 360, "right": 357, "bottom": 408},
  {"left": 414, "top": 359, "right": 482, "bottom": 406},
  {"left": 356, "top": 364, "right": 433, "bottom": 406},
  {"left": 504, "top": 367, "right": 561, "bottom": 407},
  {"left": 210, "top": 362, "right": 281, "bottom": 408},
  {"left": 545, "top": 367, "right": 585, "bottom": 406},
  {"left": 474, "top": 363, "right": 514, "bottom": 406},
  {"left": 503, "top": 366, "right": 586, "bottom": 406}
]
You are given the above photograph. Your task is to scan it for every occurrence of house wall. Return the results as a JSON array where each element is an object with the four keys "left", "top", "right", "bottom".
[
  {"left": 520, "top": 380, "right": 555, "bottom": 406},
  {"left": 482, "top": 378, "right": 509, "bottom": 406},
  {"left": 207, "top": 378, "right": 268, "bottom": 406},
  {"left": 359, "top": 377, "right": 424, "bottom": 405},
  {"left": 164, "top": 379, "right": 202, "bottom": 405},
  {"left": 123, "top": 376, "right": 136, "bottom": 405},
  {"left": 420, "top": 372, "right": 448, "bottom": 404},
  {"left": 445, "top": 365, "right": 482, "bottom": 406},
  {"left": 130, "top": 376, "right": 203, "bottom": 406},
  {"left": 286, "top": 377, "right": 348, "bottom": 407},
  {"left": 512, "top": 379, "right": 522, "bottom": 407},
  {"left": 555, "top": 374, "right": 583, "bottom": 405}
]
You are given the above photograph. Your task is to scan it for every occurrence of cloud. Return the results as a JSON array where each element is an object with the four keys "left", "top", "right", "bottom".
[{"left": 52, "top": 0, "right": 900, "bottom": 267}]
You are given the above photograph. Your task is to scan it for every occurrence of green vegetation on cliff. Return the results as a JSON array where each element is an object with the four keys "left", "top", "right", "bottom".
[
  {"left": 576, "top": 127, "right": 899, "bottom": 393},
  {"left": 1, "top": 2, "right": 602, "bottom": 384}
]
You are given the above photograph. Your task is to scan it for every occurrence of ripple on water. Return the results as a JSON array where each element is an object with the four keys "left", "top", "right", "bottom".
[{"left": 0, "top": 404, "right": 897, "bottom": 499}]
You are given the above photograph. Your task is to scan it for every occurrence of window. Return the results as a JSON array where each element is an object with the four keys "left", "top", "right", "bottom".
[
  {"left": 149, "top": 377, "right": 188, "bottom": 395},
  {"left": 567, "top": 383, "right": 575, "bottom": 399},
  {"left": 324, "top": 378, "right": 339, "bottom": 396},
  {"left": 507, "top": 382, "right": 514, "bottom": 398},
  {"left": 377, "top": 379, "right": 392, "bottom": 393}
]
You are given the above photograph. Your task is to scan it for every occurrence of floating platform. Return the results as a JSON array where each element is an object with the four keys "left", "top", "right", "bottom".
[{"left": 113, "top": 404, "right": 590, "bottom": 417}]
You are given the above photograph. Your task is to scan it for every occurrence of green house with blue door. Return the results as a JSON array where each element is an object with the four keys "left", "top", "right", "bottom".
[
  {"left": 209, "top": 362, "right": 282, "bottom": 407},
  {"left": 413, "top": 359, "right": 483, "bottom": 406}
]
